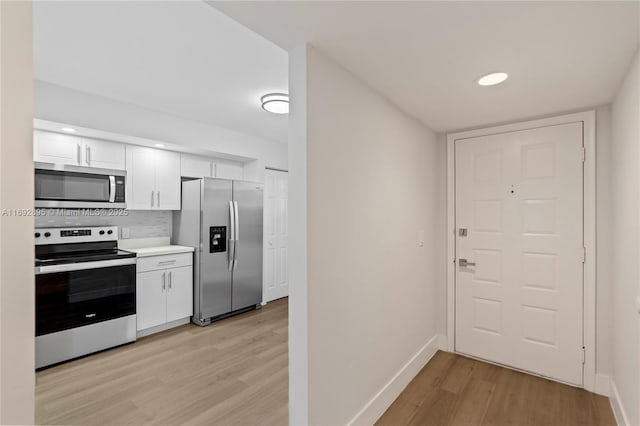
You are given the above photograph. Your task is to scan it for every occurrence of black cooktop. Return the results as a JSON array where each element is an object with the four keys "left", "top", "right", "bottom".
[
  {"left": 35, "top": 239, "right": 136, "bottom": 267},
  {"left": 35, "top": 249, "right": 135, "bottom": 267}
]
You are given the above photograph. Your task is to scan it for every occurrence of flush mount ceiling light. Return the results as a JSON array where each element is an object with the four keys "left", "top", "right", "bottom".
[
  {"left": 477, "top": 72, "right": 509, "bottom": 86},
  {"left": 60, "top": 127, "right": 76, "bottom": 133},
  {"left": 261, "top": 93, "right": 289, "bottom": 114},
  {"left": 154, "top": 143, "right": 165, "bottom": 148}
]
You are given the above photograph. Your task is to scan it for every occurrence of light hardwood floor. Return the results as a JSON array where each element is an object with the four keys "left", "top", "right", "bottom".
[
  {"left": 36, "top": 298, "right": 288, "bottom": 426},
  {"left": 377, "top": 351, "right": 616, "bottom": 426}
]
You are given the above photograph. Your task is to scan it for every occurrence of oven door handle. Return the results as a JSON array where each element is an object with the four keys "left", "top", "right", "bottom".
[{"left": 35, "top": 258, "right": 136, "bottom": 275}]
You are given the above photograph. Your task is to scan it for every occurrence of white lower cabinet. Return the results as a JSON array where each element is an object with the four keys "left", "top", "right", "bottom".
[
  {"left": 137, "top": 269, "right": 167, "bottom": 330},
  {"left": 136, "top": 253, "right": 193, "bottom": 335},
  {"left": 165, "top": 266, "right": 193, "bottom": 322}
]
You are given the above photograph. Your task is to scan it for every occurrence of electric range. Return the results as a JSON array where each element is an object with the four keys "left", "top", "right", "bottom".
[{"left": 35, "top": 226, "right": 137, "bottom": 368}]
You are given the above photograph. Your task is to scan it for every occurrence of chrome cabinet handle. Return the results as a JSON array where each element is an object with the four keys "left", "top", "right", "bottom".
[
  {"left": 162, "top": 272, "right": 166, "bottom": 290},
  {"left": 158, "top": 260, "right": 176, "bottom": 265},
  {"left": 151, "top": 190, "right": 155, "bottom": 208},
  {"left": 458, "top": 258, "right": 476, "bottom": 267},
  {"left": 157, "top": 191, "right": 160, "bottom": 207},
  {"left": 168, "top": 271, "right": 172, "bottom": 290},
  {"left": 86, "top": 145, "right": 91, "bottom": 165},
  {"left": 77, "top": 144, "right": 81, "bottom": 165}
]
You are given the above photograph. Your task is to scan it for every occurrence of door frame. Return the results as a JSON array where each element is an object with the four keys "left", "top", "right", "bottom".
[
  {"left": 262, "top": 167, "right": 289, "bottom": 304},
  {"left": 446, "top": 110, "right": 596, "bottom": 392}
]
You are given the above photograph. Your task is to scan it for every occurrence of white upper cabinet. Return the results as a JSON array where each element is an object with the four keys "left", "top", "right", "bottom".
[
  {"left": 126, "top": 146, "right": 157, "bottom": 210},
  {"left": 215, "top": 159, "right": 244, "bottom": 180},
  {"left": 180, "top": 154, "right": 214, "bottom": 178},
  {"left": 180, "top": 153, "right": 244, "bottom": 180},
  {"left": 34, "top": 130, "right": 83, "bottom": 166},
  {"left": 154, "top": 149, "right": 181, "bottom": 210},
  {"left": 126, "top": 146, "right": 181, "bottom": 210},
  {"left": 34, "top": 130, "right": 125, "bottom": 170},
  {"left": 83, "top": 138, "right": 125, "bottom": 170}
]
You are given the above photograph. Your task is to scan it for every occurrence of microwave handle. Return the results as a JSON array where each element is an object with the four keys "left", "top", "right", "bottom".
[{"left": 109, "top": 176, "right": 116, "bottom": 203}]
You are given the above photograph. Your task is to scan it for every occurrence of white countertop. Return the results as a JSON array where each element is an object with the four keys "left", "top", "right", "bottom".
[
  {"left": 123, "top": 245, "right": 194, "bottom": 257},
  {"left": 118, "top": 237, "right": 194, "bottom": 257}
]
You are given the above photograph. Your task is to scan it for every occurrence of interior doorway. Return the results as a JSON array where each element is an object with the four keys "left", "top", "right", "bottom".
[{"left": 263, "top": 168, "right": 289, "bottom": 303}]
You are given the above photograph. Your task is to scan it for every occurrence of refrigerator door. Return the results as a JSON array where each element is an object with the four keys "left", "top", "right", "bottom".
[
  {"left": 231, "top": 181, "right": 264, "bottom": 310},
  {"left": 200, "top": 178, "right": 233, "bottom": 319}
]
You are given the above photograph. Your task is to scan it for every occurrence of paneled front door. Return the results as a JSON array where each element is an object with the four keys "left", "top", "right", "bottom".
[{"left": 455, "top": 122, "right": 584, "bottom": 385}]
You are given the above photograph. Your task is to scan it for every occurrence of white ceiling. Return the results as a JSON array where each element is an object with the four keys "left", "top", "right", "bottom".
[
  {"left": 211, "top": 1, "right": 639, "bottom": 132},
  {"left": 33, "top": 1, "right": 289, "bottom": 144}
]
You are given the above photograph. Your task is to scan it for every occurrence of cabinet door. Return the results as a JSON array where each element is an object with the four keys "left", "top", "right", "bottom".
[
  {"left": 84, "top": 138, "right": 126, "bottom": 170},
  {"left": 165, "top": 266, "right": 193, "bottom": 323},
  {"left": 214, "top": 159, "right": 243, "bottom": 180},
  {"left": 154, "top": 149, "right": 181, "bottom": 210},
  {"left": 34, "top": 130, "right": 82, "bottom": 166},
  {"left": 126, "top": 145, "right": 156, "bottom": 210},
  {"left": 181, "top": 154, "right": 213, "bottom": 178},
  {"left": 136, "top": 270, "right": 167, "bottom": 330}
]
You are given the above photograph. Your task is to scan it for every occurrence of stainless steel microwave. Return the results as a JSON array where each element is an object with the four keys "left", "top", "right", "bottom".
[{"left": 35, "top": 163, "right": 126, "bottom": 209}]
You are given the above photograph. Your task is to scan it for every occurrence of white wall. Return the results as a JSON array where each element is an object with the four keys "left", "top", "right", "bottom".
[
  {"left": 610, "top": 49, "right": 640, "bottom": 426},
  {"left": 33, "top": 80, "right": 288, "bottom": 171},
  {"left": 0, "top": 1, "right": 35, "bottom": 423},
  {"left": 290, "top": 45, "right": 440, "bottom": 425}
]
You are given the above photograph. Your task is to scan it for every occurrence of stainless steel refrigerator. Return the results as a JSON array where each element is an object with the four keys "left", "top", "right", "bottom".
[{"left": 173, "top": 178, "right": 263, "bottom": 326}]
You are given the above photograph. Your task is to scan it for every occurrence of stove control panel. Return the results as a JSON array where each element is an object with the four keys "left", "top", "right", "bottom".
[
  {"left": 60, "top": 229, "right": 91, "bottom": 237},
  {"left": 35, "top": 226, "right": 119, "bottom": 245}
]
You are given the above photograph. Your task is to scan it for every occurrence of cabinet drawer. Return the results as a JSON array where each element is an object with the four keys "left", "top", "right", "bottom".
[{"left": 137, "top": 253, "right": 192, "bottom": 272}]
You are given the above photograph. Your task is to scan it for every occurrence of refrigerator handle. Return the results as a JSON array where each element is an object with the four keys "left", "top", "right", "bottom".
[
  {"left": 233, "top": 201, "right": 239, "bottom": 271},
  {"left": 228, "top": 201, "right": 235, "bottom": 272}
]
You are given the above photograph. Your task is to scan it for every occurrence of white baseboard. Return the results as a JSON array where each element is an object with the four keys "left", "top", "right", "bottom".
[
  {"left": 609, "top": 379, "right": 631, "bottom": 426},
  {"left": 437, "top": 334, "right": 448, "bottom": 351},
  {"left": 136, "top": 317, "right": 190, "bottom": 338},
  {"left": 347, "top": 334, "right": 439, "bottom": 426},
  {"left": 594, "top": 373, "right": 611, "bottom": 396}
]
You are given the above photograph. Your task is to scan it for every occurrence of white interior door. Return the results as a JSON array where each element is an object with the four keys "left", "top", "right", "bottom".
[
  {"left": 455, "top": 122, "right": 584, "bottom": 385},
  {"left": 263, "top": 169, "right": 289, "bottom": 303}
]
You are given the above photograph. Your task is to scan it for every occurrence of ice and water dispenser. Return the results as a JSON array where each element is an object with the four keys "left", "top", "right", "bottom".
[{"left": 209, "top": 226, "right": 227, "bottom": 253}]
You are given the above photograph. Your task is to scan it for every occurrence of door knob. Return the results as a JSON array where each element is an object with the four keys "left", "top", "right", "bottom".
[{"left": 458, "top": 258, "right": 476, "bottom": 267}]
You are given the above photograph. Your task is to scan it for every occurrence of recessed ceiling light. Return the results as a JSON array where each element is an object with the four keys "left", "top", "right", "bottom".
[
  {"left": 154, "top": 143, "right": 165, "bottom": 148},
  {"left": 477, "top": 72, "right": 509, "bottom": 86},
  {"left": 60, "top": 127, "right": 76, "bottom": 133},
  {"left": 261, "top": 93, "right": 289, "bottom": 114}
]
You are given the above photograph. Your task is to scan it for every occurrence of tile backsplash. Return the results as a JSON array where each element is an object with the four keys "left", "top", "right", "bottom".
[{"left": 35, "top": 209, "right": 171, "bottom": 239}]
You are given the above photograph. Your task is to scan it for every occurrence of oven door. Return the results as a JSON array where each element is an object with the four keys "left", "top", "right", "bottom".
[
  {"left": 34, "top": 163, "right": 126, "bottom": 208},
  {"left": 35, "top": 258, "right": 136, "bottom": 336}
]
